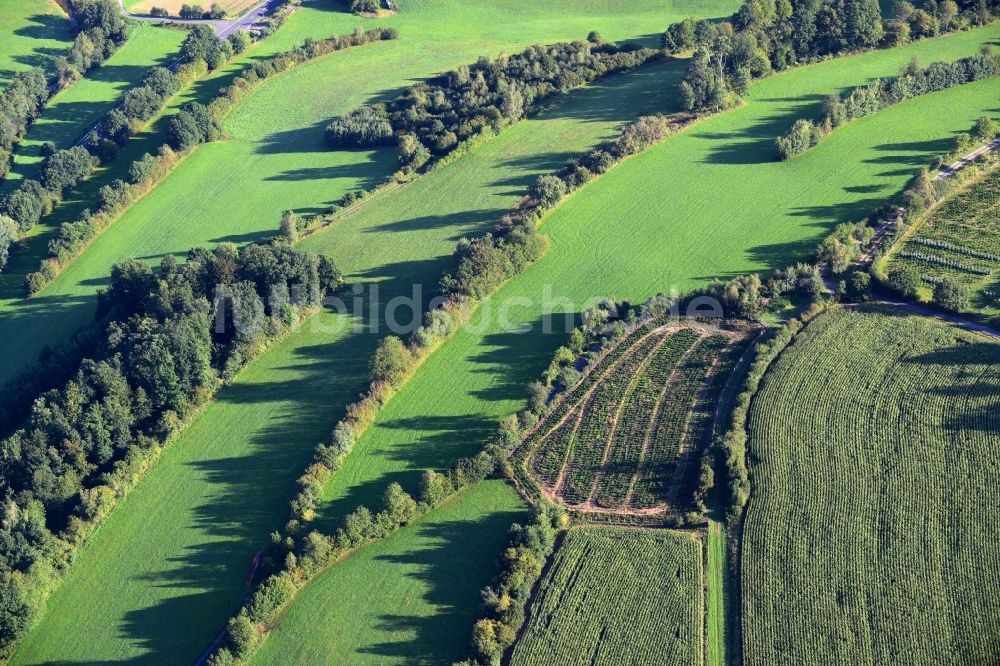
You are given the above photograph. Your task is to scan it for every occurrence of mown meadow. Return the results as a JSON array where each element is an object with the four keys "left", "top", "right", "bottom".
[
  {"left": 0, "top": 0, "right": 73, "bottom": 89},
  {"left": 0, "top": 0, "right": 735, "bottom": 386},
  {"left": 742, "top": 304, "right": 1000, "bottom": 665},
  {"left": 252, "top": 479, "right": 526, "bottom": 665},
  {"left": 7, "top": 2, "right": 728, "bottom": 660}
]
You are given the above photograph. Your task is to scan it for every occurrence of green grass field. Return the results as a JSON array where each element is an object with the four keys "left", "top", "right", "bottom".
[
  {"left": 742, "top": 304, "right": 1000, "bottom": 665},
  {"left": 308, "top": 24, "right": 1000, "bottom": 535},
  {"left": 0, "top": 22, "right": 185, "bottom": 193},
  {"left": 706, "top": 519, "right": 732, "bottom": 666},
  {"left": 252, "top": 479, "right": 526, "bottom": 665},
  {"left": 10, "top": 7, "right": 1000, "bottom": 663},
  {"left": 0, "top": 0, "right": 736, "bottom": 388},
  {"left": 6, "top": 19, "right": 709, "bottom": 665},
  {"left": 886, "top": 164, "right": 1000, "bottom": 314},
  {"left": 509, "top": 526, "right": 703, "bottom": 666},
  {"left": 0, "top": 0, "right": 73, "bottom": 89}
]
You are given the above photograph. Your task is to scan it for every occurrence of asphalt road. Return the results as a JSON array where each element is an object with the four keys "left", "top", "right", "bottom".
[{"left": 114, "top": 0, "right": 282, "bottom": 36}]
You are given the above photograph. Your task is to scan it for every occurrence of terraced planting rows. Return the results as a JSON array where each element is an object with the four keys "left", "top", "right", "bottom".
[
  {"left": 509, "top": 526, "right": 703, "bottom": 666},
  {"left": 742, "top": 305, "right": 1000, "bottom": 665},
  {"left": 524, "top": 324, "right": 747, "bottom": 513},
  {"left": 887, "top": 164, "right": 1000, "bottom": 311}
]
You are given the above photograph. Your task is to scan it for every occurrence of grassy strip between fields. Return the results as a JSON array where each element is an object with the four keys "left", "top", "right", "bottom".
[
  {"left": 22, "top": 28, "right": 397, "bottom": 296},
  {"left": 199, "top": 91, "right": 699, "bottom": 666}
]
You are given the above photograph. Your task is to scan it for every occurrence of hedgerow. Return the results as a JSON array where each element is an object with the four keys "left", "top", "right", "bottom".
[{"left": 776, "top": 49, "right": 1000, "bottom": 159}]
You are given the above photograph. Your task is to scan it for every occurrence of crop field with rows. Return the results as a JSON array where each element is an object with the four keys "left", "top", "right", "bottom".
[
  {"left": 523, "top": 324, "right": 748, "bottom": 513},
  {"left": 887, "top": 165, "right": 1000, "bottom": 311},
  {"left": 509, "top": 526, "right": 703, "bottom": 666},
  {"left": 742, "top": 304, "right": 1000, "bottom": 665}
]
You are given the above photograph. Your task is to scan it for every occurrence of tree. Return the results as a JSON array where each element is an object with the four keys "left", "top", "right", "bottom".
[
  {"left": 370, "top": 336, "right": 411, "bottom": 384},
  {"left": 933, "top": 277, "right": 970, "bottom": 311},
  {"left": 381, "top": 482, "right": 417, "bottom": 525},
  {"left": 531, "top": 174, "right": 567, "bottom": 208},
  {"left": 279, "top": 210, "right": 299, "bottom": 243},
  {"left": 166, "top": 102, "right": 217, "bottom": 150},
  {"left": 40, "top": 147, "right": 94, "bottom": 193},
  {"left": 0, "top": 216, "right": 17, "bottom": 271},
  {"left": 845, "top": 271, "right": 872, "bottom": 301},
  {"left": 3, "top": 180, "right": 49, "bottom": 231},
  {"left": 776, "top": 119, "right": 814, "bottom": 159},
  {"left": 887, "top": 264, "right": 921, "bottom": 298}
]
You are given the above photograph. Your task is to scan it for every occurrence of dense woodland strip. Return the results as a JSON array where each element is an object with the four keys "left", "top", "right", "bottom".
[
  {"left": 665, "top": 0, "right": 1000, "bottom": 112},
  {"left": 0, "top": 242, "right": 341, "bottom": 655},
  {"left": 776, "top": 48, "right": 1000, "bottom": 158}
]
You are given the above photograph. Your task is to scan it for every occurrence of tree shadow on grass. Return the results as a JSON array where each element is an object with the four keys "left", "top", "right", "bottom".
[
  {"left": 118, "top": 305, "right": 374, "bottom": 663},
  {"left": 359, "top": 207, "right": 500, "bottom": 239},
  {"left": 357, "top": 505, "right": 526, "bottom": 664}
]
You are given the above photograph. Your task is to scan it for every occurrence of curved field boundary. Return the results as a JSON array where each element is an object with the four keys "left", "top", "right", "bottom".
[
  {"left": 520, "top": 322, "right": 750, "bottom": 518},
  {"left": 741, "top": 303, "right": 1000, "bottom": 665}
]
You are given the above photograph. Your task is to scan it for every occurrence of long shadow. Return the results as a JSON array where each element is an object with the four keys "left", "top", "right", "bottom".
[
  {"left": 119, "top": 304, "right": 375, "bottom": 663},
  {"left": 357, "top": 507, "right": 525, "bottom": 663},
  {"left": 360, "top": 207, "right": 498, "bottom": 238},
  {"left": 12, "top": 14, "right": 73, "bottom": 41}
]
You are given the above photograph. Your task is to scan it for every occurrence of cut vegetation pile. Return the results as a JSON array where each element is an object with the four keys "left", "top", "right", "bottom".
[
  {"left": 742, "top": 304, "right": 1000, "bottom": 665},
  {"left": 509, "top": 526, "right": 703, "bottom": 666}
]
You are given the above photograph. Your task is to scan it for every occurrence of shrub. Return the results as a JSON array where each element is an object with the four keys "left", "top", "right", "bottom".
[
  {"left": 369, "top": 336, "right": 411, "bottom": 385},
  {"left": 888, "top": 264, "right": 921, "bottom": 298},
  {"left": 933, "top": 277, "right": 970, "bottom": 311},
  {"left": 128, "top": 152, "right": 157, "bottom": 184},
  {"left": 326, "top": 105, "right": 394, "bottom": 149},
  {"left": 531, "top": 174, "right": 567, "bottom": 209},
  {"left": 776, "top": 119, "right": 815, "bottom": 160}
]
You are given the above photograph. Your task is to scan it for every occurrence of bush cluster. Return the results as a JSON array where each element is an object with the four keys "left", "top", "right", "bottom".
[
  {"left": 178, "top": 2, "right": 225, "bottom": 19},
  {"left": 777, "top": 49, "right": 1000, "bottom": 159},
  {"left": 460, "top": 507, "right": 563, "bottom": 665}
]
